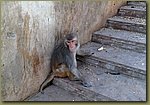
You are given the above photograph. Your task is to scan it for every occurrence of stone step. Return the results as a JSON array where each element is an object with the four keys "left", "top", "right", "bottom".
[
  {"left": 106, "top": 16, "right": 146, "bottom": 34},
  {"left": 53, "top": 63, "right": 146, "bottom": 101},
  {"left": 26, "top": 85, "right": 86, "bottom": 101},
  {"left": 77, "top": 42, "right": 146, "bottom": 80},
  {"left": 118, "top": 5, "right": 146, "bottom": 18},
  {"left": 127, "top": 1, "right": 146, "bottom": 7},
  {"left": 92, "top": 28, "right": 146, "bottom": 53},
  {"left": 53, "top": 78, "right": 115, "bottom": 101},
  {"left": 26, "top": 62, "right": 146, "bottom": 101}
]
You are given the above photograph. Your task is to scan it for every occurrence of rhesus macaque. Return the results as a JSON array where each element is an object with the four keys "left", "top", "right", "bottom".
[{"left": 40, "top": 33, "right": 93, "bottom": 93}]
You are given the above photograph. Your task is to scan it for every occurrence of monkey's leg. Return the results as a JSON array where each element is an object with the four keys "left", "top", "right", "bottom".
[{"left": 58, "top": 64, "right": 79, "bottom": 81}]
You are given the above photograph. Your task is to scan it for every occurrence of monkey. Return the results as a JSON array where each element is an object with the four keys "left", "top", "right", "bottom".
[{"left": 39, "top": 33, "right": 93, "bottom": 93}]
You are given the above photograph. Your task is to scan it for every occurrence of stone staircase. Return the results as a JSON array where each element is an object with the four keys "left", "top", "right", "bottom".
[{"left": 27, "top": 1, "right": 146, "bottom": 101}]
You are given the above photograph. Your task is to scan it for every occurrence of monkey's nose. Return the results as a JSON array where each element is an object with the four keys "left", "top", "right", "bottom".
[{"left": 70, "top": 44, "right": 76, "bottom": 48}]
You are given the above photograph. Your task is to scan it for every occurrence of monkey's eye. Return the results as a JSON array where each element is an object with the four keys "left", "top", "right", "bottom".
[
  {"left": 71, "top": 40, "right": 77, "bottom": 43},
  {"left": 67, "top": 40, "right": 77, "bottom": 44},
  {"left": 66, "top": 41, "right": 71, "bottom": 44},
  {"left": 71, "top": 40, "right": 75, "bottom": 43}
]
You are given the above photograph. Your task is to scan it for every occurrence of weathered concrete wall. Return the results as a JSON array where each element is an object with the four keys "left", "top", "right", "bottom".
[
  {"left": 1, "top": 1, "right": 55, "bottom": 101},
  {"left": 1, "top": 0, "right": 126, "bottom": 101},
  {"left": 54, "top": 0, "right": 126, "bottom": 44}
]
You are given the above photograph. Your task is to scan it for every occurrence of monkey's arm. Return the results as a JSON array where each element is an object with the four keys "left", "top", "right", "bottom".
[{"left": 70, "top": 66, "right": 92, "bottom": 87}]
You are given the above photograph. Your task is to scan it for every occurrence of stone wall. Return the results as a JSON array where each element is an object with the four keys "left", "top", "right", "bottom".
[{"left": 1, "top": 0, "right": 126, "bottom": 101}]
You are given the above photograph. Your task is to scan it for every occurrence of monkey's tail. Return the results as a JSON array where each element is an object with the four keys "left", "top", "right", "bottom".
[{"left": 39, "top": 73, "right": 55, "bottom": 94}]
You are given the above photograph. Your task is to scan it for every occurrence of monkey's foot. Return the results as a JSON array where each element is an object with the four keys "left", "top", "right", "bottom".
[{"left": 81, "top": 82, "right": 92, "bottom": 87}]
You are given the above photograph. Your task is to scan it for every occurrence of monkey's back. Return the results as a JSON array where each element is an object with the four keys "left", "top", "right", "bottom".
[{"left": 50, "top": 42, "right": 71, "bottom": 72}]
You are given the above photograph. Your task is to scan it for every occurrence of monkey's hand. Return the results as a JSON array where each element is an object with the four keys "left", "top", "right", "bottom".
[{"left": 77, "top": 50, "right": 94, "bottom": 57}]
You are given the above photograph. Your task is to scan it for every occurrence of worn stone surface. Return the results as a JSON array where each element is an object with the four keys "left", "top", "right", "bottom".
[
  {"left": 53, "top": 78, "right": 115, "bottom": 101},
  {"left": 78, "top": 42, "right": 146, "bottom": 80},
  {"left": 127, "top": 1, "right": 146, "bottom": 7},
  {"left": 77, "top": 64, "right": 146, "bottom": 101},
  {"left": 1, "top": 0, "right": 126, "bottom": 101},
  {"left": 26, "top": 85, "right": 86, "bottom": 101},
  {"left": 28, "top": 63, "right": 146, "bottom": 101},
  {"left": 92, "top": 28, "right": 146, "bottom": 53},
  {"left": 106, "top": 16, "right": 146, "bottom": 33},
  {"left": 118, "top": 5, "right": 146, "bottom": 18}
]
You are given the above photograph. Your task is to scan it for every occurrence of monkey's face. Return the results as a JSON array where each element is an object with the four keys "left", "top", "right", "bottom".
[{"left": 66, "top": 37, "right": 78, "bottom": 53}]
